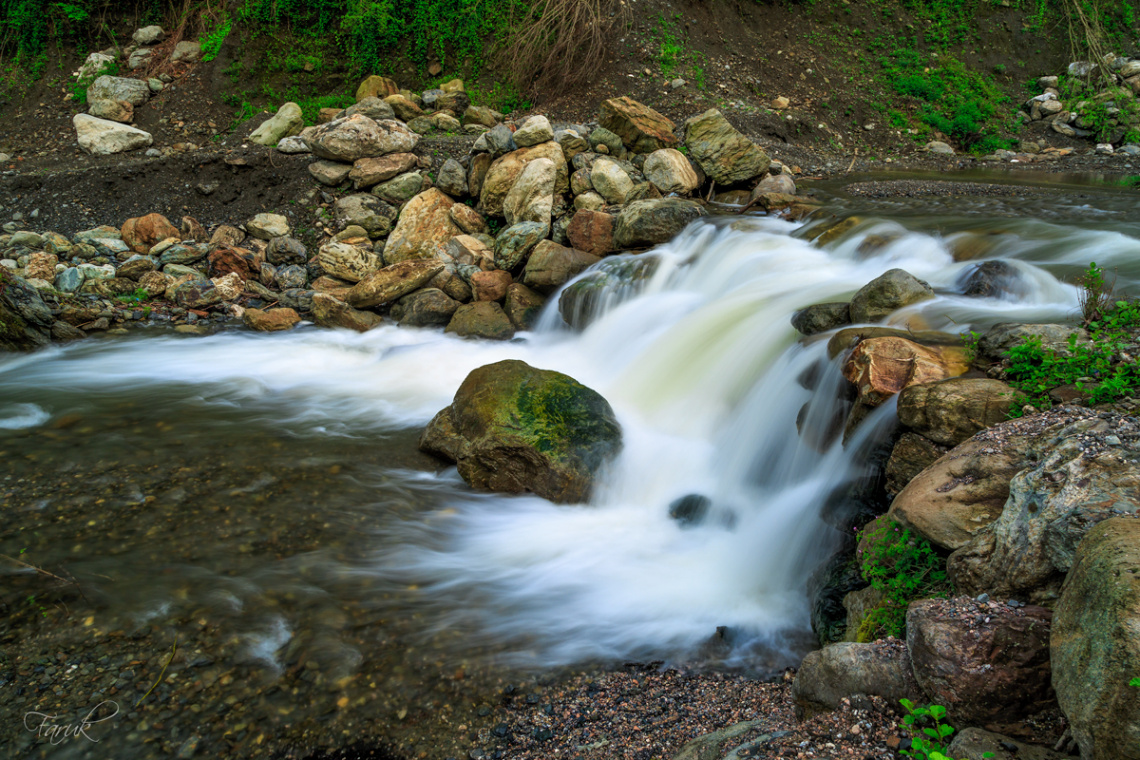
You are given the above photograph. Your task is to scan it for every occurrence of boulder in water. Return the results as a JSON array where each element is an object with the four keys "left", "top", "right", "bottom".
[
  {"left": 957, "top": 260, "right": 1026, "bottom": 299},
  {"left": 0, "top": 272, "right": 52, "bottom": 351},
  {"left": 668, "top": 494, "right": 710, "bottom": 527},
  {"left": 345, "top": 259, "right": 444, "bottom": 309},
  {"left": 390, "top": 287, "right": 460, "bottom": 327},
  {"left": 420, "top": 360, "right": 622, "bottom": 503},
  {"left": 612, "top": 198, "right": 706, "bottom": 249},
  {"left": 445, "top": 301, "right": 515, "bottom": 340},
  {"left": 792, "top": 302, "right": 851, "bottom": 336},
  {"left": 848, "top": 268, "right": 934, "bottom": 323}
]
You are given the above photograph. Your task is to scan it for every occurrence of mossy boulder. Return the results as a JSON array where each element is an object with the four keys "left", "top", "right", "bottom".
[{"left": 419, "top": 359, "right": 622, "bottom": 503}]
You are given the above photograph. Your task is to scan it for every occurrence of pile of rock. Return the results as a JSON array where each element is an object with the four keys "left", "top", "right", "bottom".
[
  {"left": 70, "top": 24, "right": 202, "bottom": 155},
  {"left": 30, "top": 86, "right": 812, "bottom": 347},
  {"left": 1022, "top": 55, "right": 1140, "bottom": 155}
]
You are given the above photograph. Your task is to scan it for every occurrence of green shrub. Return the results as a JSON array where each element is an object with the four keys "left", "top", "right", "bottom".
[
  {"left": 898, "top": 699, "right": 993, "bottom": 760},
  {"left": 1003, "top": 265, "right": 1140, "bottom": 414},
  {"left": 199, "top": 14, "right": 231, "bottom": 63},
  {"left": 857, "top": 519, "right": 950, "bottom": 641}
]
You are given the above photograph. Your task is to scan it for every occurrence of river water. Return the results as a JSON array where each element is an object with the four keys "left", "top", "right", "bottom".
[{"left": 1, "top": 174, "right": 1138, "bottom": 759}]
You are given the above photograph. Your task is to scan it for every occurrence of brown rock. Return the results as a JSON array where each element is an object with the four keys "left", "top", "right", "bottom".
[
  {"left": 122, "top": 213, "right": 179, "bottom": 253},
  {"left": 842, "top": 337, "right": 969, "bottom": 407},
  {"left": 349, "top": 152, "right": 418, "bottom": 190},
  {"left": 138, "top": 270, "right": 172, "bottom": 297},
  {"left": 566, "top": 210, "right": 615, "bottom": 257},
  {"left": 907, "top": 598, "right": 1054, "bottom": 726},
  {"left": 181, "top": 216, "right": 208, "bottom": 243},
  {"left": 449, "top": 203, "right": 488, "bottom": 235},
  {"left": 318, "top": 107, "right": 341, "bottom": 124},
  {"left": 504, "top": 283, "right": 546, "bottom": 331},
  {"left": 311, "top": 293, "right": 384, "bottom": 332},
  {"left": 464, "top": 152, "right": 490, "bottom": 199},
  {"left": 310, "top": 275, "right": 354, "bottom": 297},
  {"left": 243, "top": 307, "right": 301, "bottom": 332},
  {"left": 471, "top": 270, "right": 512, "bottom": 302},
  {"left": 522, "top": 241, "right": 601, "bottom": 294},
  {"left": 209, "top": 224, "right": 245, "bottom": 248},
  {"left": 355, "top": 75, "right": 399, "bottom": 101},
  {"left": 445, "top": 301, "right": 515, "bottom": 340},
  {"left": 598, "top": 96, "right": 679, "bottom": 153},
  {"left": 383, "top": 189, "right": 462, "bottom": 264},
  {"left": 383, "top": 93, "right": 424, "bottom": 122},
  {"left": 345, "top": 259, "right": 445, "bottom": 309},
  {"left": 24, "top": 253, "right": 57, "bottom": 281},
  {"left": 885, "top": 432, "right": 949, "bottom": 498},
  {"left": 207, "top": 245, "right": 263, "bottom": 281},
  {"left": 897, "top": 378, "right": 1015, "bottom": 446}
]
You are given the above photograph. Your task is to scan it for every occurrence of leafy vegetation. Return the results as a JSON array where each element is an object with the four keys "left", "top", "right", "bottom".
[
  {"left": 857, "top": 519, "right": 951, "bottom": 641},
  {"left": 199, "top": 12, "right": 231, "bottom": 63},
  {"left": 883, "top": 48, "right": 1014, "bottom": 153},
  {"left": 1003, "top": 263, "right": 1140, "bottom": 415},
  {"left": 898, "top": 699, "right": 993, "bottom": 760}
]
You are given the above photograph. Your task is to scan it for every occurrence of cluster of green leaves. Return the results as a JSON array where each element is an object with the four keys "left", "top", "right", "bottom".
[
  {"left": 899, "top": 700, "right": 993, "bottom": 760},
  {"left": 116, "top": 287, "right": 151, "bottom": 305},
  {"left": 883, "top": 47, "right": 1013, "bottom": 153},
  {"left": 199, "top": 13, "right": 231, "bottom": 63},
  {"left": 68, "top": 55, "right": 116, "bottom": 104},
  {"left": 857, "top": 520, "right": 951, "bottom": 641},
  {"left": 1005, "top": 304, "right": 1140, "bottom": 415},
  {"left": 656, "top": 14, "right": 683, "bottom": 78}
]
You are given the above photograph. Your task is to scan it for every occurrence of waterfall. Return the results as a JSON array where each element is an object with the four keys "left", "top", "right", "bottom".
[{"left": 2, "top": 209, "right": 1127, "bottom": 669}]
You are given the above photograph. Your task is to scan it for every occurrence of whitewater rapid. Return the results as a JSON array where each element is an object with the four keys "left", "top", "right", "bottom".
[{"left": 2, "top": 210, "right": 1130, "bottom": 666}]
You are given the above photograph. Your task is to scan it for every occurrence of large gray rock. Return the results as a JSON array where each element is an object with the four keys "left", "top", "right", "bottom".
[
  {"left": 248, "top": 102, "right": 304, "bottom": 146},
  {"left": 791, "top": 640, "right": 924, "bottom": 720},
  {"left": 1051, "top": 518, "right": 1140, "bottom": 760},
  {"left": 613, "top": 198, "right": 707, "bottom": 249},
  {"left": 170, "top": 41, "right": 202, "bottom": 63},
  {"left": 342, "top": 97, "right": 395, "bottom": 121},
  {"left": 132, "top": 25, "right": 164, "bottom": 45},
  {"left": 74, "top": 114, "right": 152, "bottom": 155},
  {"left": 87, "top": 75, "right": 150, "bottom": 106},
  {"left": 848, "top": 269, "right": 934, "bottom": 323},
  {"left": 513, "top": 115, "right": 554, "bottom": 147},
  {"left": 589, "top": 156, "right": 634, "bottom": 204},
  {"left": 949, "top": 412, "right": 1140, "bottom": 603},
  {"left": 683, "top": 109, "right": 770, "bottom": 185},
  {"left": 436, "top": 158, "right": 468, "bottom": 198},
  {"left": 304, "top": 115, "right": 419, "bottom": 162},
  {"left": 977, "top": 323, "right": 1089, "bottom": 362},
  {"left": 333, "top": 194, "right": 398, "bottom": 238},
  {"left": 419, "top": 359, "right": 622, "bottom": 502}
]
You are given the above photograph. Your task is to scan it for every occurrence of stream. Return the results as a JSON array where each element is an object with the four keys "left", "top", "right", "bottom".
[{"left": 1, "top": 174, "right": 1138, "bottom": 759}]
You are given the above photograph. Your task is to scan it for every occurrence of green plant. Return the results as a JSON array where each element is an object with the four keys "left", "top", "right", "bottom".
[
  {"left": 898, "top": 700, "right": 993, "bottom": 760},
  {"left": 857, "top": 520, "right": 951, "bottom": 641},
  {"left": 116, "top": 287, "right": 150, "bottom": 305},
  {"left": 960, "top": 329, "right": 981, "bottom": 363},
  {"left": 67, "top": 56, "right": 117, "bottom": 104},
  {"left": 199, "top": 13, "right": 231, "bottom": 63},
  {"left": 656, "top": 14, "right": 683, "bottom": 78},
  {"left": 1002, "top": 277, "right": 1140, "bottom": 414},
  {"left": 1131, "top": 677, "right": 1140, "bottom": 688}
]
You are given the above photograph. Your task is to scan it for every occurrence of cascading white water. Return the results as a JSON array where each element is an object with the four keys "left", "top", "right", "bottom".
[{"left": 2, "top": 208, "right": 1133, "bottom": 668}]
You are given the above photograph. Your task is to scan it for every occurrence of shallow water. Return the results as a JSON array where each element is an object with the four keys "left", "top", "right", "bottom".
[{"left": 2, "top": 177, "right": 1138, "bottom": 758}]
